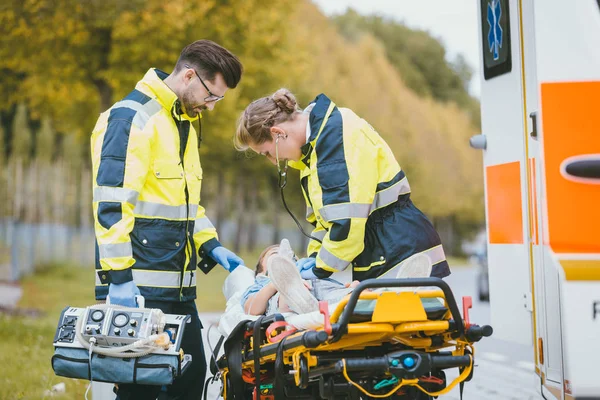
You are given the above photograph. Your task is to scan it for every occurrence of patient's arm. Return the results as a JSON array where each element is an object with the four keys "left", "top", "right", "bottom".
[{"left": 244, "top": 282, "right": 278, "bottom": 315}]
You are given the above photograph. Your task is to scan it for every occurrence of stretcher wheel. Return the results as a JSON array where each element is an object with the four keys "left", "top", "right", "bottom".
[{"left": 298, "top": 354, "right": 309, "bottom": 389}]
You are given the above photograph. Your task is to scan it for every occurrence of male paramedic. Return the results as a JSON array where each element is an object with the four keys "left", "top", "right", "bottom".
[{"left": 90, "top": 40, "right": 244, "bottom": 400}]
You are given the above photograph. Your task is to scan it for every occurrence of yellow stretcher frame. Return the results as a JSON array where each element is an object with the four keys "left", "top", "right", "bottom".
[{"left": 218, "top": 277, "right": 493, "bottom": 400}]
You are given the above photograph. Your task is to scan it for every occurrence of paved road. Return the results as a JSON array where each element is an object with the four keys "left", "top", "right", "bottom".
[
  {"left": 442, "top": 267, "right": 542, "bottom": 400},
  {"left": 200, "top": 265, "right": 544, "bottom": 399}
]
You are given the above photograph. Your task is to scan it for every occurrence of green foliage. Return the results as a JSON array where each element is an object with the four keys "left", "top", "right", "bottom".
[
  {"left": 332, "top": 9, "right": 476, "bottom": 109},
  {"left": 0, "top": 0, "right": 484, "bottom": 241}
]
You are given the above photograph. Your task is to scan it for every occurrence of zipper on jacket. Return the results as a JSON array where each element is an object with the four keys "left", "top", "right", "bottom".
[
  {"left": 302, "top": 175, "right": 329, "bottom": 233},
  {"left": 175, "top": 106, "right": 191, "bottom": 301}
]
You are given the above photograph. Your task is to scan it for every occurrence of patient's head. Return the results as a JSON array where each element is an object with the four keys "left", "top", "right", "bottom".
[{"left": 255, "top": 244, "right": 279, "bottom": 276}]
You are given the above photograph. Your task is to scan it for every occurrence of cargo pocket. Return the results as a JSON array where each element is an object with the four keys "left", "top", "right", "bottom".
[
  {"left": 132, "top": 226, "right": 185, "bottom": 269},
  {"left": 51, "top": 347, "right": 180, "bottom": 385},
  {"left": 153, "top": 160, "right": 184, "bottom": 179},
  {"left": 135, "top": 360, "right": 177, "bottom": 385},
  {"left": 352, "top": 224, "right": 387, "bottom": 271},
  {"left": 52, "top": 347, "right": 90, "bottom": 380},
  {"left": 318, "top": 161, "right": 349, "bottom": 191}
]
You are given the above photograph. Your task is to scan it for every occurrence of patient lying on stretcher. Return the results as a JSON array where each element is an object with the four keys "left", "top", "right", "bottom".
[{"left": 241, "top": 240, "right": 432, "bottom": 317}]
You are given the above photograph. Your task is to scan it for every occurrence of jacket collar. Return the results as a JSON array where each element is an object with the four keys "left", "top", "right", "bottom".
[
  {"left": 137, "top": 68, "right": 199, "bottom": 121},
  {"left": 307, "top": 94, "right": 332, "bottom": 143},
  {"left": 297, "top": 94, "right": 333, "bottom": 166}
]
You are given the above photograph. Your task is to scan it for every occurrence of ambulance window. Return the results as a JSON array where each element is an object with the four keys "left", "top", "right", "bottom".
[{"left": 480, "top": 0, "right": 512, "bottom": 80}]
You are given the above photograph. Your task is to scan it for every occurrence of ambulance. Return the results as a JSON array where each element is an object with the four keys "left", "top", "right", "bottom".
[{"left": 473, "top": 0, "right": 600, "bottom": 398}]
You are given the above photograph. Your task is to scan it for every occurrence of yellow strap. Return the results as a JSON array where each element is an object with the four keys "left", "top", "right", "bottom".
[
  {"left": 340, "top": 346, "right": 474, "bottom": 398},
  {"left": 342, "top": 359, "right": 419, "bottom": 398}
]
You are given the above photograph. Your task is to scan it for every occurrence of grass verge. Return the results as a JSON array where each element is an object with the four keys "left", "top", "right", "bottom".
[{"left": 0, "top": 248, "right": 263, "bottom": 399}]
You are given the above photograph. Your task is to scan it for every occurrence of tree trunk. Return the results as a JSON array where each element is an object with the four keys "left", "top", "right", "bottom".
[
  {"left": 91, "top": 27, "right": 114, "bottom": 112},
  {"left": 93, "top": 79, "right": 114, "bottom": 113},
  {"left": 14, "top": 158, "right": 24, "bottom": 221},
  {"left": 435, "top": 216, "right": 457, "bottom": 257}
]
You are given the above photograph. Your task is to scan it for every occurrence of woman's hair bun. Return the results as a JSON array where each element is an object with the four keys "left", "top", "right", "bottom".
[{"left": 272, "top": 88, "right": 298, "bottom": 114}]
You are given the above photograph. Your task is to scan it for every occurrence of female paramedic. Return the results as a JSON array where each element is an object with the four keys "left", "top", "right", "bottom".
[{"left": 234, "top": 89, "right": 450, "bottom": 281}]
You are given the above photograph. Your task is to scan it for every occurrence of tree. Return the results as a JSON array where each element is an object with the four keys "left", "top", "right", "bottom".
[{"left": 10, "top": 104, "right": 32, "bottom": 160}]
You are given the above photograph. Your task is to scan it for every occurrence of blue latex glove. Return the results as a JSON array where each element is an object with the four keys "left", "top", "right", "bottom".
[
  {"left": 296, "top": 257, "right": 316, "bottom": 272},
  {"left": 300, "top": 267, "right": 318, "bottom": 280},
  {"left": 108, "top": 280, "right": 141, "bottom": 308},
  {"left": 209, "top": 246, "right": 244, "bottom": 272}
]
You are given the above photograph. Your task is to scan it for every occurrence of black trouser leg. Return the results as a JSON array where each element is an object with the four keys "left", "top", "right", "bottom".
[
  {"left": 116, "top": 300, "right": 206, "bottom": 400},
  {"left": 165, "top": 300, "right": 207, "bottom": 400}
]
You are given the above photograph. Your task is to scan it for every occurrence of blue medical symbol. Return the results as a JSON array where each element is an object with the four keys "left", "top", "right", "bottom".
[{"left": 487, "top": 0, "right": 503, "bottom": 61}]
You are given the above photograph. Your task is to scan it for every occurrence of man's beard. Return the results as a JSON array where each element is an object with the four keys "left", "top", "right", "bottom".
[{"left": 181, "top": 90, "right": 207, "bottom": 117}]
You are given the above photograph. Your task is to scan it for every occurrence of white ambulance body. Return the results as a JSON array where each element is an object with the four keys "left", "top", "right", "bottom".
[{"left": 475, "top": 0, "right": 600, "bottom": 398}]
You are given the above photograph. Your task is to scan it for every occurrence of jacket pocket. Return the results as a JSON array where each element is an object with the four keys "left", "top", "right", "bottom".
[
  {"left": 153, "top": 160, "right": 183, "bottom": 179},
  {"left": 318, "top": 161, "right": 349, "bottom": 190},
  {"left": 136, "top": 228, "right": 184, "bottom": 250},
  {"left": 194, "top": 167, "right": 203, "bottom": 180}
]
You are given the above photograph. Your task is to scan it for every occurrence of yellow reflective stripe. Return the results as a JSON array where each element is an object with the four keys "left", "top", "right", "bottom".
[
  {"left": 319, "top": 246, "right": 352, "bottom": 271},
  {"left": 134, "top": 201, "right": 198, "bottom": 219},
  {"left": 93, "top": 186, "right": 139, "bottom": 204},
  {"left": 99, "top": 242, "right": 132, "bottom": 259},
  {"left": 354, "top": 259, "right": 386, "bottom": 272},
  {"left": 193, "top": 217, "right": 215, "bottom": 234},
  {"left": 353, "top": 245, "right": 445, "bottom": 272},
  {"left": 372, "top": 177, "right": 411, "bottom": 211},
  {"left": 94, "top": 270, "right": 197, "bottom": 288}
]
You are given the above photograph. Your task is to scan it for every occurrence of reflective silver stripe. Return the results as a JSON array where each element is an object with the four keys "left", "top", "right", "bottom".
[
  {"left": 318, "top": 247, "right": 351, "bottom": 271},
  {"left": 134, "top": 201, "right": 190, "bottom": 219},
  {"left": 113, "top": 99, "right": 162, "bottom": 130},
  {"left": 372, "top": 177, "right": 411, "bottom": 210},
  {"left": 189, "top": 204, "right": 199, "bottom": 218},
  {"left": 99, "top": 242, "right": 132, "bottom": 259},
  {"left": 319, "top": 203, "right": 370, "bottom": 222},
  {"left": 194, "top": 217, "right": 215, "bottom": 234},
  {"left": 306, "top": 206, "right": 314, "bottom": 219},
  {"left": 182, "top": 271, "right": 197, "bottom": 287},
  {"left": 421, "top": 244, "right": 446, "bottom": 266},
  {"left": 95, "top": 270, "right": 196, "bottom": 288},
  {"left": 93, "top": 186, "right": 139, "bottom": 204},
  {"left": 311, "top": 229, "right": 327, "bottom": 241},
  {"left": 316, "top": 178, "right": 411, "bottom": 222}
]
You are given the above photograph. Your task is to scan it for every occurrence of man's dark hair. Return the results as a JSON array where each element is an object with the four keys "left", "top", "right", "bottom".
[{"left": 174, "top": 40, "right": 243, "bottom": 88}]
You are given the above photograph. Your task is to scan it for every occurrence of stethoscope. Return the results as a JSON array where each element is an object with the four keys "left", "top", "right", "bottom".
[{"left": 274, "top": 134, "right": 323, "bottom": 244}]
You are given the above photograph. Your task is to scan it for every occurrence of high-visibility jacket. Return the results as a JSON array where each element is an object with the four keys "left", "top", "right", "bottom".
[
  {"left": 91, "top": 68, "right": 220, "bottom": 302},
  {"left": 291, "top": 94, "right": 450, "bottom": 280}
]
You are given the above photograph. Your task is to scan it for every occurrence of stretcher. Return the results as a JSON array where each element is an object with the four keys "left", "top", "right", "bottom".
[{"left": 215, "top": 277, "right": 493, "bottom": 400}]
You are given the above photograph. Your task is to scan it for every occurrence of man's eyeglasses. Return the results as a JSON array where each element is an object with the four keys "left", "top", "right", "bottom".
[{"left": 184, "top": 64, "right": 224, "bottom": 103}]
